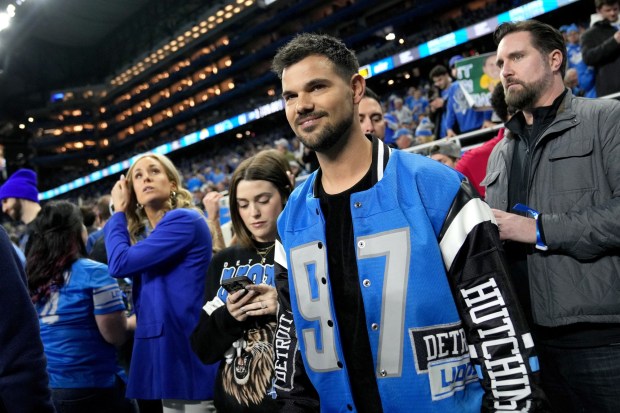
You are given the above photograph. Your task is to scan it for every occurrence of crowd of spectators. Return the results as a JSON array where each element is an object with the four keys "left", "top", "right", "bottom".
[
  {"left": 25, "top": 7, "right": 617, "bottom": 217},
  {"left": 33, "top": 0, "right": 543, "bottom": 193},
  {"left": 2, "top": 1, "right": 620, "bottom": 410}
]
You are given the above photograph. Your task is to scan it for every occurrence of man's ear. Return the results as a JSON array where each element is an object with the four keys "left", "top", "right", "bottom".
[
  {"left": 549, "top": 49, "right": 563, "bottom": 73},
  {"left": 351, "top": 73, "right": 365, "bottom": 104}
]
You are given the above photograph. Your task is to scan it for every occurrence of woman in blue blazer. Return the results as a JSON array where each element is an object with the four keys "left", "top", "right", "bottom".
[{"left": 106, "top": 153, "right": 218, "bottom": 412}]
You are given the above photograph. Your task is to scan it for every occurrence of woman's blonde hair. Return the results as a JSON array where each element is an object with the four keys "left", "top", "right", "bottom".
[
  {"left": 229, "top": 149, "right": 292, "bottom": 249},
  {"left": 124, "top": 153, "right": 197, "bottom": 243}
]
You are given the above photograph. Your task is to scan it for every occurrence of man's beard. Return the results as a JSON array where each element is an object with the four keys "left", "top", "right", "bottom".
[
  {"left": 504, "top": 74, "right": 552, "bottom": 111},
  {"left": 296, "top": 110, "right": 354, "bottom": 153},
  {"left": 11, "top": 199, "right": 23, "bottom": 222}
]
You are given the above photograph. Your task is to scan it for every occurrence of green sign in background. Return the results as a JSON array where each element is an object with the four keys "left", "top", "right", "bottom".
[{"left": 454, "top": 52, "right": 500, "bottom": 110}]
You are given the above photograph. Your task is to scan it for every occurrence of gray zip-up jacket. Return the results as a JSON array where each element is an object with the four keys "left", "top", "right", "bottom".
[{"left": 483, "top": 90, "right": 620, "bottom": 327}]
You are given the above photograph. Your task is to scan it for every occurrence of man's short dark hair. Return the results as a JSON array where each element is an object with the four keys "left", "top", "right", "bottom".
[
  {"left": 429, "top": 65, "right": 449, "bottom": 79},
  {"left": 493, "top": 20, "right": 567, "bottom": 77},
  {"left": 364, "top": 87, "right": 380, "bottom": 102},
  {"left": 595, "top": 0, "right": 619, "bottom": 9},
  {"left": 272, "top": 33, "right": 359, "bottom": 81}
]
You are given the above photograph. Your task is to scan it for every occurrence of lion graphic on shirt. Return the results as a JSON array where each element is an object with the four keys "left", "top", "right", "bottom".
[{"left": 222, "top": 321, "right": 276, "bottom": 406}]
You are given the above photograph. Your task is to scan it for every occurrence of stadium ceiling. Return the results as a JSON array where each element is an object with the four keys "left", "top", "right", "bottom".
[{"left": 0, "top": 0, "right": 210, "bottom": 116}]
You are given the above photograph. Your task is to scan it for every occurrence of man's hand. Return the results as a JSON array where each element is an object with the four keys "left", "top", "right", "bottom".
[
  {"left": 491, "top": 209, "right": 537, "bottom": 243},
  {"left": 430, "top": 97, "right": 445, "bottom": 111},
  {"left": 481, "top": 120, "right": 496, "bottom": 129}
]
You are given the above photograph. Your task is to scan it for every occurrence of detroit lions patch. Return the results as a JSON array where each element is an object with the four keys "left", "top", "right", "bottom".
[{"left": 409, "top": 322, "right": 478, "bottom": 400}]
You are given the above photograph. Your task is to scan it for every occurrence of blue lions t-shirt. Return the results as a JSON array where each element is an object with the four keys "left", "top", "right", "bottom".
[{"left": 37, "top": 258, "right": 125, "bottom": 388}]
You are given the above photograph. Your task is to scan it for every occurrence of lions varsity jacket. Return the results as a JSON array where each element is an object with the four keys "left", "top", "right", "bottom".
[{"left": 273, "top": 137, "right": 548, "bottom": 412}]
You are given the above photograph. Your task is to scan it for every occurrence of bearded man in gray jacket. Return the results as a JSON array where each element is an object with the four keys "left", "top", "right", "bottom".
[{"left": 484, "top": 20, "right": 620, "bottom": 413}]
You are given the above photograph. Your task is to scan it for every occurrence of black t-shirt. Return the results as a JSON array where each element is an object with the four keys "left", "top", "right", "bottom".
[{"left": 315, "top": 136, "right": 389, "bottom": 413}]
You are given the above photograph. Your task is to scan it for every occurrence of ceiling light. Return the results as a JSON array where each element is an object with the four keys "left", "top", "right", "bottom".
[{"left": 0, "top": 12, "right": 11, "bottom": 31}]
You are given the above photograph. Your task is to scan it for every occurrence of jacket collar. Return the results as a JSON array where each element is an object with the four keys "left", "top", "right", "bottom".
[
  {"left": 311, "top": 135, "right": 391, "bottom": 198},
  {"left": 504, "top": 89, "right": 578, "bottom": 145},
  {"left": 505, "top": 89, "right": 567, "bottom": 137}
]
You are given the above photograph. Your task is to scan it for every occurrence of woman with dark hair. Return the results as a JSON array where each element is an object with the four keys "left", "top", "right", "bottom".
[
  {"left": 26, "top": 200, "right": 133, "bottom": 412},
  {"left": 190, "top": 150, "right": 292, "bottom": 412},
  {"left": 106, "top": 153, "right": 218, "bottom": 413}
]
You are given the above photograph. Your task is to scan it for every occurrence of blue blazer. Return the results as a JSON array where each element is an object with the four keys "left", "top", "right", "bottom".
[{"left": 105, "top": 208, "right": 218, "bottom": 400}]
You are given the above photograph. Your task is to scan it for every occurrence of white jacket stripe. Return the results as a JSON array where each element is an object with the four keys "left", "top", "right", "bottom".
[{"left": 439, "top": 198, "right": 497, "bottom": 270}]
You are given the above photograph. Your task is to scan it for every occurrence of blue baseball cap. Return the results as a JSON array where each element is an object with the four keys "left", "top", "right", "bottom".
[
  {"left": 394, "top": 128, "right": 413, "bottom": 140},
  {"left": 449, "top": 55, "right": 464, "bottom": 68}
]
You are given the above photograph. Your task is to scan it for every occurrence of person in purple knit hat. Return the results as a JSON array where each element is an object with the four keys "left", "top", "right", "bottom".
[{"left": 0, "top": 168, "right": 42, "bottom": 252}]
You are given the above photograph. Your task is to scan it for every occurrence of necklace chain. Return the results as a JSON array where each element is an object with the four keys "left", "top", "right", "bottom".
[{"left": 255, "top": 243, "right": 275, "bottom": 264}]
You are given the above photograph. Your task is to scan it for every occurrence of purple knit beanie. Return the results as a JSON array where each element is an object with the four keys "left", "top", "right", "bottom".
[{"left": 0, "top": 168, "right": 39, "bottom": 203}]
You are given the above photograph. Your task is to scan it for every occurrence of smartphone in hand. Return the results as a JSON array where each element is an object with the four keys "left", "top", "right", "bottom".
[{"left": 220, "top": 276, "right": 254, "bottom": 293}]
